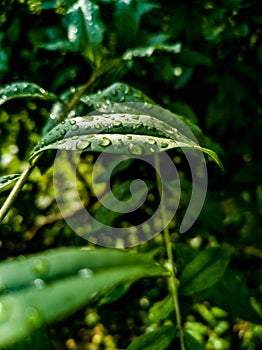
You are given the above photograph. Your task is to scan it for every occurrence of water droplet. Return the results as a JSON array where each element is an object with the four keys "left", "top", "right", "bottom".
[
  {"left": 60, "top": 129, "right": 67, "bottom": 136},
  {"left": 71, "top": 124, "right": 79, "bottom": 131},
  {"left": 76, "top": 140, "right": 91, "bottom": 150},
  {"left": 25, "top": 307, "right": 42, "bottom": 328},
  {"left": 132, "top": 115, "right": 139, "bottom": 120},
  {"left": 97, "top": 89, "right": 102, "bottom": 95},
  {"left": 32, "top": 258, "right": 49, "bottom": 276},
  {"left": 78, "top": 268, "right": 93, "bottom": 278},
  {"left": 84, "top": 116, "right": 94, "bottom": 121},
  {"left": 40, "top": 139, "right": 46, "bottom": 146},
  {"left": 150, "top": 147, "right": 156, "bottom": 153},
  {"left": 160, "top": 142, "right": 168, "bottom": 148},
  {"left": 99, "top": 137, "right": 111, "bottom": 147},
  {"left": 95, "top": 124, "right": 101, "bottom": 129},
  {"left": 126, "top": 135, "right": 132, "bottom": 140},
  {"left": 113, "top": 121, "right": 122, "bottom": 127},
  {"left": 32, "top": 278, "right": 45, "bottom": 289},
  {"left": 146, "top": 138, "right": 156, "bottom": 145},
  {"left": 69, "top": 119, "right": 76, "bottom": 125},
  {"left": 129, "top": 143, "right": 143, "bottom": 155},
  {"left": 39, "top": 88, "right": 46, "bottom": 94},
  {"left": 58, "top": 139, "right": 66, "bottom": 145},
  {"left": 0, "top": 301, "right": 11, "bottom": 324},
  {"left": 72, "top": 135, "right": 79, "bottom": 140}
]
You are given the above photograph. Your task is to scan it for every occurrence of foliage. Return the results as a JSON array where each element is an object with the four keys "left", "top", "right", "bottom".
[{"left": 0, "top": 0, "right": 262, "bottom": 349}]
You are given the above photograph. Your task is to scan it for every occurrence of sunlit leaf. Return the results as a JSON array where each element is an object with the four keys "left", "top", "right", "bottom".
[
  {"left": 179, "top": 245, "right": 232, "bottom": 296},
  {"left": 123, "top": 43, "right": 182, "bottom": 60},
  {"left": 30, "top": 104, "right": 223, "bottom": 169},
  {"left": 67, "top": 0, "right": 105, "bottom": 65},
  {"left": 0, "top": 82, "right": 57, "bottom": 106},
  {"left": 0, "top": 174, "right": 20, "bottom": 193},
  {"left": 126, "top": 325, "right": 176, "bottom": 350},
  {"left": 148, "top": 294, "right": 174, "bottom": 322}
]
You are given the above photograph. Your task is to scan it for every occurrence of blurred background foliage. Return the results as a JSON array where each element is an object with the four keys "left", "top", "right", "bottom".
[{"left": 0, "top": 0, "right": 262, "bottom": 349}]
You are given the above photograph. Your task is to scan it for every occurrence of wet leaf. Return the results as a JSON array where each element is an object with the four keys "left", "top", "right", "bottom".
[
  {"left": 126, "top": 325, "right": 176, "bottom": 350},
  {"left": 67, "top": 0, "right": 105, "bottom": 65},
  {"left": 0, "top": 247, "right": 157, "bottom": 292},
  {"left": 0, "top": 174, "right": 20, "bottom": 193},
  {"left": 30, "top": 105, "right": 223, "bottom": 169},
  {"left": 123, "top": 43, "right": 182, "bottom": 60},
  {"left": 0, "top": 82, "right": 57, "bottom": 106}
]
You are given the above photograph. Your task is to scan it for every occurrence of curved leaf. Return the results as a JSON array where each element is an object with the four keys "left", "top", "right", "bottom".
[
  {"left": 0, "top": 82, "right": 57, "bottom": 106},
  {"left": 30, "top": 106, "right": 223, "bottom": 168},
  {"left": 0, "top": 174, "right": 20, "bottom": 193}
]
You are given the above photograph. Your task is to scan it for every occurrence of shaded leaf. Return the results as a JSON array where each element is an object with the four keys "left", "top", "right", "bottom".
[
  {"left": 179, "top": 245, "right": 232, "bottom": 296},
  {"left": 0, "top": 174, "right": 20, "bottom": 193},
  {"left": 126, "top": 325, "right": 176, "bottom": 350},
  {"left": 205, "top": 269, "right": 262, "bottom": 323},
  {"left": 0, "top": 82, "right": 57, "bottom": 106}
]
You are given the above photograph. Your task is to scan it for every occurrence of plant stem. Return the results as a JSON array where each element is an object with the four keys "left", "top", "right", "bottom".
[
  {"left": 0, "top": 160, "right": 37, "bottom": 223},
  {"left": 155, "top": 155, "right": 186, "bottom": 350}
]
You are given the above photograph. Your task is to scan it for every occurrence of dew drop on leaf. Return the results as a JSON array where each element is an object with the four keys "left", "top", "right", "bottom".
[
  {"left": 60, "top": 129, "right": 67, "bottom": 136},
  {"left": 99, "top": 137, "right": 111, "bottom": 147},
  {"left": 160, "top": 142, "right": 168, "bottom": 148},
  {"left": 129, "top": 143, "right": 143, "bottom": 155},
  {"left": 71, "top": 124, "right": 79, "bottom": 131},
  {"left": 69, "top": 119, "right": 76, "bottom": 125},
  {"left": 146, "top": 138, "right": 156, "bottom": 145},
  {"left": 32, "top": 258, "right": 49, "bottom": 276},
  {"left": 76, "top": 140, "right": 91, "bottom": 150}
]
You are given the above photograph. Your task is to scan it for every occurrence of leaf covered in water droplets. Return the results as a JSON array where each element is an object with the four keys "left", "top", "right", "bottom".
[
  {"left": 0, "top": 174, "right": 21, "bottom": 193},
  {"left": 30, "top": 106, "right": 223, "bottom": 169},
  {"left": 80, "top": 82, "right": 155, "bottom": 110},
  {"left": 67, "top": 0, "right": 105, "bottom": 65},
  {"left": 0, "top": 82, "right": 57, "bottom": 106},
  {"left": 123, "top": 42, "right": 182, "bottom": 60}
]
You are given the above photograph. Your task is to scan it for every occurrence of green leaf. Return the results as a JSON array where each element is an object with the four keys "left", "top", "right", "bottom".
[
  {"left": 179, "top": 245, "right": 232, "bottom": 296},
  {"left": 0, "top": 82, "right": 57, "bottom": 106},
  {"left": 205, "top": 269, "right": 262, "bottom": 323},
  {"left": 0, "top": 174, "right": 20, "bottom": 193},
  {"left": 81, "top": 82, "right": 155, "bottom": 108},
  {"left": 0, "top": 247, "right": 156, "bottom": 292},
  {"left": 123, "top": 43, "right": 182, "bottom": 60},
  {"left": 184, "top": 331, "right": 205, "bottom": 350},
  {"left": 67, "top": 0, "right": 105, "bottom": 65},
  {"left": 126, "top": 325, "right": 176, "bottom": 350},
  {"left": 0, "top": 248, "right": 163, "bottom": 347},
  {"left": 30, "top": 104, "right": 222, "bottom": 169},
  {"left": 115, "top": 0, "right": 158, "bottom": 45},
  {"left": 148, "top": 295, "right": 174, "bottom": 322}
]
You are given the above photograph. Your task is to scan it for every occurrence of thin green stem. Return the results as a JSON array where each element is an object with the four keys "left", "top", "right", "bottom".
[
  {"left": 154, "top": 155, "right": 186, "bottom": 350},
  {"left": 0, "top": 159, "right": 37, "bottom": 223}
]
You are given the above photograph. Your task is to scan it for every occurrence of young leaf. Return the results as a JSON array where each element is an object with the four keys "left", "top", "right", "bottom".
[
  {"left": 148, "top": 295, "right": 174, "bottom": 322},
  {"left": 179, "top": 245, "right": 232, "bottom": 296},
  {"left": 0, "top": 174, "right": 20, "bottom": 193},
  {"left": 0, "top": 82, "right": 57, "bottom": 106},
  {"left": 67, "top": 0, "right": 105, "bottom": 65},
  {"left": 126, "top": 325, "right": 176, "bottom": 350}
]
